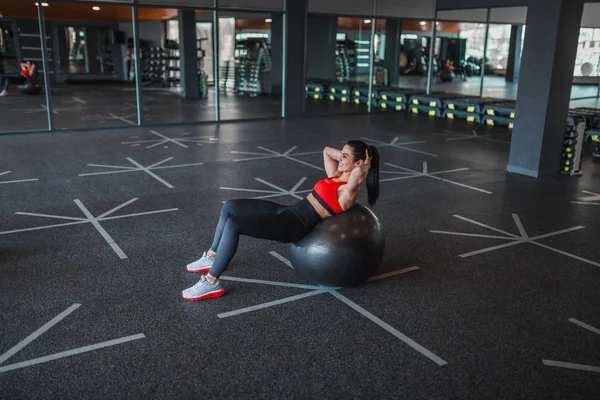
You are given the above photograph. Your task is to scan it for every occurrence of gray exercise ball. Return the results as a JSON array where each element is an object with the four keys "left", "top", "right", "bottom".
[{"left": 288, "top": 204, "right": 385, "bottom": 287}]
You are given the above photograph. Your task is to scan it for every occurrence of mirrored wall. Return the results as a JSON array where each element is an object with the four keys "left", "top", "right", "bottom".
[
  {"left": 303, "top": 9, "right": 528, "bottom": 117},
  {"left": 0, "top": 0, "right": 285, "bottom": 133},
  {"left": 1, "top": 1, "right": 534, "bottom": 133}
]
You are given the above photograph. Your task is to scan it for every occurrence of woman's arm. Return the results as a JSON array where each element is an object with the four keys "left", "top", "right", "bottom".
[
  {"left": 323, "top": 146, "right": 341, "bottom": 177},
  {"left": 337, "top": 150, "right": 371, "bottom": 210}
]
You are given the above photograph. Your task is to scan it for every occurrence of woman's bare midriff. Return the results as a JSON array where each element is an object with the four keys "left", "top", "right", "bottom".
[{"left": 307, "top": 193, "right": 333, "bottom": 219}]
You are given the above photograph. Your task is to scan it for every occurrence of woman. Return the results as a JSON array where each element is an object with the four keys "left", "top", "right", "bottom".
[
  {"left": 0, "top": 61, "right": 36, "bottom": 96},
  {"left": 182, "top": 140, "right": 380, "bottom": 301}
]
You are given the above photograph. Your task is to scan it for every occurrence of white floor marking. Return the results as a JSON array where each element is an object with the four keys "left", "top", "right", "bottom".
[
  {"left": 431, "top": 214, "right": 599, "bottom": 268},
  {"left": 11, "top": 102, "right": 82, "bottom": 115},
  {"left": 0, "top": 171, "right": 39, "bottom": 186},
  {"left": 217, "top": 253, "right": 444, "bottom": 366},
  {"left": 218, "top": 291, "right": 326, "bottom": 318},
  {"left": 108, "top": 113, "right": 136, "bottom": 125},
  {"left": 0, "top": 334, "right": 145, "bottom": 374},
  {"left": 569, "top": 318, "right": 600, "bottom": 336},
  {"left": 328, "top": 290, "right": 447, "bottom": 366},
  {"left": 72, "top": 96, "right": 87, "bottom": 105},
  {"left": 269, "top": 251, "right": 293, "bottom": 268},
  {"left": 79, "top": 157, "right": 204, "bottom": 189},
  {"left": 571, "top": 190, "right": 600, "bottom": 206},
  {"left": 0, "top": 199, "right": 177, "bottom": 259},
  {"left": 0, "top": 304, "right": 144, "bottom": 374},
  {"left": 0, "top": 304, "right": 81, "bottom": 365},
  {"left": 361, "top": 136, "right": 438, "bottom": 157},
  {"left": 542, "top": 360, "right": 600, "bottom": 373},
  {"left": 219, "top": 275, "right": 321, "bottom": 290},
  {"left": 121, "top": 130, "right": 217, "bottom": 149},
  {"left": 437, "top": 130, "right": 511, "bottom": 144},
  {"left": 381, "top": 162, "right": 492, "bottom": 195},
  {"left": 365, "top": 266, "right": 420, "bottom": 282},
  {"left": 221, "top": 177, "right": 311, "bottom": 201},
  {"left": 231, "top": 146, "right": 323, "bottom": 170},
  {"left": 512, "top": 214, "right": 529, "bottom": 239},
  {"left": 74, "top": 200, "right": 127, "bottom": 259}
]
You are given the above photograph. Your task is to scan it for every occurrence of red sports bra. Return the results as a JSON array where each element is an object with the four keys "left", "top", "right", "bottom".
[
  {"left": 21, "top": 69, "right": 31, "bottom": 78},
  {"left": 311, "top": 177, "right": 346, "bottom": 215}
]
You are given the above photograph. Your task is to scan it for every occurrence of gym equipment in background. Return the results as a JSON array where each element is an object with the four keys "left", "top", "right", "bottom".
[
  {"left": 335, "top": 39, "right": 356, "bottom": 83},
  {"left": 234, "top": 37, "right": 272, "bottom": 96},
  {"left": 288, "top": 204, "right": 385, "bottom": 287},
  {"left": 561, "top": 116, "right": 585, "bottom": 175}
]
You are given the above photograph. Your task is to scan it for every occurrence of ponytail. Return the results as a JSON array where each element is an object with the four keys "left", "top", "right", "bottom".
[{"left": 366, "top": 145, "right": 380, "bottom": 206}]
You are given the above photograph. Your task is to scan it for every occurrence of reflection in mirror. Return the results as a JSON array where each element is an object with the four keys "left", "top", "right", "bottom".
[
  {"left": 217, "top": 12, "right": 283, "bottom": 121},
  {"left": 305, "top": 16, "right": 374, "bottom": 116},
  {"left": 0, "top": 2, "right": 50, "bottom": 132}
]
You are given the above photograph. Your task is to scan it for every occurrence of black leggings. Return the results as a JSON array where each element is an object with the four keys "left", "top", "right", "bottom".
[
  {"left": 1, "top": 75, "right": 27, "bottom": 91},
  {"left": 208, "top": 198, "right": 323, "bottom": 277}
]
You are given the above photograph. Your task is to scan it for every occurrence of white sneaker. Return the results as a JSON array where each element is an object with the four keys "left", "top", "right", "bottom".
[
  {"left": 0, "top": 90, "right": 7, "bottom": 97},
  {"left": 182, "top": 275, "right": 225, "bottom": 301},
  {"left": 186, "top": 251, "right": 214, "bottom": 273}
]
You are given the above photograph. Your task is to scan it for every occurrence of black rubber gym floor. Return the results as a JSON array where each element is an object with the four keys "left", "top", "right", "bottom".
[{"left": 1, "top": 113, "right": 599, "bottom": 399}]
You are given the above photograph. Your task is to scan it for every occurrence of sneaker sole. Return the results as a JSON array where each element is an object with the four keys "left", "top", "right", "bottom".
[
  {"left": 182, "top": 289, "right": 225, "bottom": 301},
  {"left": 187, "top": 265, "right": 212, "bottom": 274}
]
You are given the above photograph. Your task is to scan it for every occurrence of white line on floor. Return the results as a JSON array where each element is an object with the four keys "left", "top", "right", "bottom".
[
  {"left": 74, "top": 200, "right": 127, "bottom": 259},
  {"left": 328, "top": 290, "right": 448, "bottom": 366},
  {"left": 218, "top": 291, "right": 326, "bottom": 318},
  {"left": 459, "top": 240, "right": 526, "bottom": 258},
  {"left": 269, "top": 251, "right": 293, "bottom": 268},
  {"left": 97, "top": 198, "right": 139, "bottom": 220},
  {"left": 0, "top": 220, "right": 89, "bottom": 236},
  {"left": 453, "top": 215, "right": 519, "bottom": 238},
  {"left": 429, "top": 230, "right": 517, "bottom": 240},
  {"left": 542, "top": 360, "right": 600, "bottom": 373},
  {"left": 108, "top": 113, "right": 136, "bottom": 126},
  {"left": 219, "top": 275, "right": 321, "bottom": 290},
  {"left": 99, "top": 208, "right": 178, "bottom": 222},
  {"left": 427, "top": 174, "right": 493, "bottom": 195},
  {"left": 72, "top": 97, "right": 87, "bottom": 105},
  {"left": 0, "top": 178, "right": 39, "bottom": 185},
  {"left": 15, "top": 211, "right": 87, "bottom": 222},
  {"left": 530, "top": 226, "right": 586, "bottom": 241},
  {"left": 366, "top": 266, "right": 420, "bottom": 282},
  {"left": 0, "top": 304, "right": 81, "bottom": 365},
  {"left": 512, "top": 214, "right": 529, "bottom": 239},
  {"left": 0, "top": 334, "right": 145, "bottom": 374},
  {"left": 532, "top": 241, "right": 600, "bottom": 268},
  {"left": 126, "top": 157, "right": 173, "bottom": 189},
  {"left": 569, "top": 318, "right": 600, "bottom": 335}
]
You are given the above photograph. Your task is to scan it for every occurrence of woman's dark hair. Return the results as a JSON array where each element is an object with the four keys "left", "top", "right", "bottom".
[{"left": 346, "top": 140, "right": 380, "bottom": 206}]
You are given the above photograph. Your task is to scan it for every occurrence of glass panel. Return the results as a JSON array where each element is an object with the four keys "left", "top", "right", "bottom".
[
  {"left": 138, "top": 7, "right": 216, "bottom": 125},
  {"left": 0, "top": 1, "right": 50, "bottom": 132},
  {"left": 372, "top": 19, "right": 434, "bottom": 114},
  {"left": 305, "top": 16, "right": 373, "bottom": 116},
  {"left": 430, "top": 22, "right": 487, "bottom": 99},
  {"left": 570, "top": 27, "right": 600, "bottom": 104},
  {"left": 480, "top": 24, "right": 516, "bottom": 100},
  {"left": 218, "top": 11, "right": 283, "bottom": 120},
  {"left": 38, "top": 1, "right": 138, "bottom": 130}
]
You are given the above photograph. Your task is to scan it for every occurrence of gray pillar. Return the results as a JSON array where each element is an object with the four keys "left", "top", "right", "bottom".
[
  {"left": 271, "top": 14, "right": 283, "bottom": 95},
  {"left": 384, "top": 19, "right": 402, "bottom": 87},
  {"left": 285, "top": 0, "right": 308, "bottom": 117},
  {"left": 178, "top": 10, "right": 199, "bottom": 99},
  {"left": 306, "top": 14, "right": 336, "bottom": 82},
  {"left": 507, "top": 0, "right": 584, "bottom": 177},
  {"left": 505, "top": 25, "right": 523, "bottom": 83}
]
